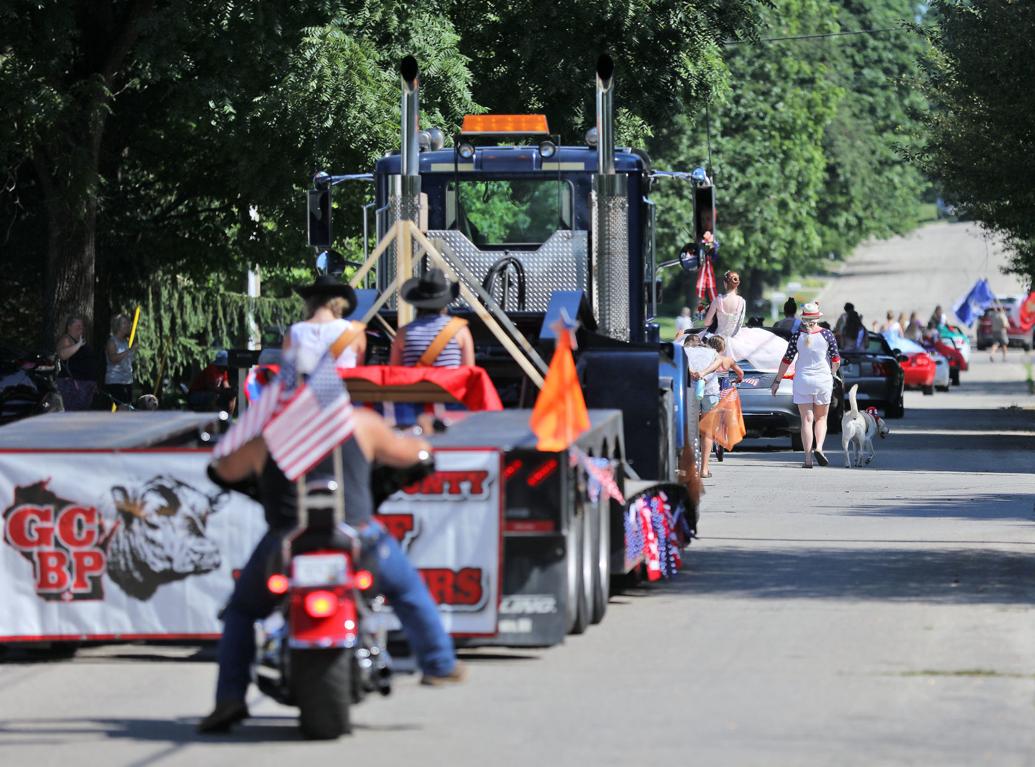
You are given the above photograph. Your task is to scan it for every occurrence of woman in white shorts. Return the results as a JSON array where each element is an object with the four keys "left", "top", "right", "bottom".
[{"left": 771, "top": 302, "right": 840, "bottom": 468}]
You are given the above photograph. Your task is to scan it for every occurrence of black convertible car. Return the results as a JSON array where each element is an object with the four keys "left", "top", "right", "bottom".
[{"left": 838, "top": 332, "right": 905, "bottom": 418}]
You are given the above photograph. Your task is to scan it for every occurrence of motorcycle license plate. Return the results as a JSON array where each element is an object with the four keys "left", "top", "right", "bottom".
[{"left": 292, "top": 554, "right": 349, "bottom": 587}]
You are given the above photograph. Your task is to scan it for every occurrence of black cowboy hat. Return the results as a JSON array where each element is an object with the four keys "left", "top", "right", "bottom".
[
  {"left": 400, "top": 268, "right": 460, "bottom": 310},
  {"left": 295, "top": 274, "right": 357, "bottom": 311}
]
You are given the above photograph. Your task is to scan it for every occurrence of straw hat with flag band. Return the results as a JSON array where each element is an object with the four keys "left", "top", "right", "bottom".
[{"left": 801, "top": 302, "right": 823, "bottom": 321}]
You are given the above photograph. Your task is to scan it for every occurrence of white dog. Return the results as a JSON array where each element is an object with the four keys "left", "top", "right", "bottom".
[{"left": 841, "top": 385, "right": 890, "bottom": 467}]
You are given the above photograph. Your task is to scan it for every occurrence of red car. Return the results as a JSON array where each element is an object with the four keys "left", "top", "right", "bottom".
[
  {"left": 926, "top": 338, "right": 965, "bottom": 385},
  {"left": 898, "top": 351, "right": 936, "bottom": 395}
]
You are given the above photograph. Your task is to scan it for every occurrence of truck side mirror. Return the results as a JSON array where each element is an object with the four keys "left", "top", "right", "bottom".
[
  {"left": 307, "top": 188, "right": 332, "bottom": 248},
  {"left": 678, "top": 243, "right": 700, "bottom": 272}
]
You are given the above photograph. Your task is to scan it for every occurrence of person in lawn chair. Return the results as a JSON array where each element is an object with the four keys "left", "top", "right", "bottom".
[{"left": 390, "top": 269, "right": 475, "bottom": 368}]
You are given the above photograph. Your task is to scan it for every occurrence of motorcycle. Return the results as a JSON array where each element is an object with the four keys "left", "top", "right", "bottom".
[
  {"left": 252, "top": 447, "right": 435, "bottom": 740},
  {"left": 0, "top": 347, "right": 63, "bottom": 425}
]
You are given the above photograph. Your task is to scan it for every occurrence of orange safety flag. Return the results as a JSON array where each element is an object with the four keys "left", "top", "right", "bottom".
[
  {"left": 699, "top": 388, "right": 747, "bottom": 452},
  {"left": 529, "top": 324, "right": 590, "bottom": 451}
]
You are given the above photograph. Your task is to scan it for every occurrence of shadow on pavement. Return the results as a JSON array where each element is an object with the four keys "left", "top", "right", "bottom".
[
  {"left": 840, "top": 492, "right": 1034, "bottom": 523},
  {"left": 0, "top": 714, "right": 421, "bottom": 746},
  {"left": 667, "top": 545, "right": 1035, "bottom": 605}
]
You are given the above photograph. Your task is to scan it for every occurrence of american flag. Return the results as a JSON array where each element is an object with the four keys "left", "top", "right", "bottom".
[
  {"left": 212, "top": 377, "right": 286, "bottom": 459},
  {"left": 578, "top": 451, "right": 625, "bottom": 505},
  {"left": 262, "top": 350, "right": 355, "bottom": 480},
  {"left": 696, "top": 254, "right": 716, "bottom": 303}
]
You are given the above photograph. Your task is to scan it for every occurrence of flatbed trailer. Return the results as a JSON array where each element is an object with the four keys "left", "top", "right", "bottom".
[{"left": 419, "top": 409, "right": 694, "bottom": 646}]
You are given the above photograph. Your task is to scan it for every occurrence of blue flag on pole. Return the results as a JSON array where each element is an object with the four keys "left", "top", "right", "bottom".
[{"left": 953, "top": 279, "right": 996, "bottom": 325}]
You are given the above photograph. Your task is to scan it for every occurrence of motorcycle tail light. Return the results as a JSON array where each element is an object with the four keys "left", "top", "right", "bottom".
[
  {"left": 354, "top": 570, "right": 374, "bottom": 591},
  {"left": 303, "top": 590, "right": 338, "bottom": 618},
  {"left": 267, "top": 573, "right": 289, "bottom": 594}
]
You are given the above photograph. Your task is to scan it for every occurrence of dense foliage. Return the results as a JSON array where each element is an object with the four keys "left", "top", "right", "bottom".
[
  {"left": 917, "top": 0, "right": 1035, "bottom": 284},
  {"left": 0, "top": 0, "right": 936, "bottom": 389},
  {"left": 651, "top": 0, "right": 929, "bottom": 306}
]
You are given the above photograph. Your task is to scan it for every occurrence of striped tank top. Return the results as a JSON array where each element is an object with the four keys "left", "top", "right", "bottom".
[{"left": 401, "top": 314, "right": 462, "bottom": 367}]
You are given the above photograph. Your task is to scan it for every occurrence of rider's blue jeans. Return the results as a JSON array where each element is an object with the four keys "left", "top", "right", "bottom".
[{"left": 215, "top": 523, "right": 456, "bottom": 704}]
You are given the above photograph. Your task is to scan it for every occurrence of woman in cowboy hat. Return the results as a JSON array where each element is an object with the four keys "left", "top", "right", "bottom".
[
  {"left": 390, "top": 268, "right": 475, "bottom": 368},
  {"left": 284, "top": 274, "right": 366, "bottom": 373},
  {"left": 771, "top": 301, "right": 841, "bottom": 468}
]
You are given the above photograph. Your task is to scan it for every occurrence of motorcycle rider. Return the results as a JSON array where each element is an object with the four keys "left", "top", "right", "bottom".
[{"left": 200, "top": 279, "right": 465, "bottom": 734}]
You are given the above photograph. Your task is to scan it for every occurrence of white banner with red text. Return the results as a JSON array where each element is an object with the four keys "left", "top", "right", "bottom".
[
  {"left": 0, "top": 447, "right": 501, "bottom": 641},
  {"left": 0, "top": 451, "right": 267, "bottom": 641},
  {"left": 376, "top": 447, "right": 501, "bottom": 637}
]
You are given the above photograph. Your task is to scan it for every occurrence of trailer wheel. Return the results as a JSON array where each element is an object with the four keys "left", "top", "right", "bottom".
[
  {"left": 291, "top": 648, "right": 352, "bottom": 739},
  {"left": 568, "top": 504, "right": 590, "bottom": 635},
  {"left": 564, "top": 505, "right": 581, "bottom": 633},
  {"left": 590, "top": 491, "right": 609, "bottom": 624}
]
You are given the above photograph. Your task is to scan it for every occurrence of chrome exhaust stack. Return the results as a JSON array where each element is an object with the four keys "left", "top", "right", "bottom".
[
  {"left": 591, "top": 54, "right": 630, "bottom": 341},
  {"left": 391, "top": 55, "right": 422, "bottom": 222}
]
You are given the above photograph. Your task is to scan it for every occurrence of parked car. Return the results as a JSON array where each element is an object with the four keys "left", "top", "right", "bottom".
[
  {"left": 886, "top": 335, "right": 936, "bottom": 395},
  {"left": 976, "top": 298, "right": 1034, "bottom": 351},
  {"left": 735, "top": 328, "right": 845, "bottom": 450},
  {"left": 839, "top": 332, "right": 905, "bottom": 418}
]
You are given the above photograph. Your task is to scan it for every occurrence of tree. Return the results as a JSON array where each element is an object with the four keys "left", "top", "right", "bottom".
[
  {"left": 0, "top": 2, "right": 476, "bottom": 352},
  {"left": 447, "top": 0, "right": 764, "bottom": 144},
  {"left": 918, "top": 0, "right": 1035, "bottom": 283},
  {"left": 650, "top": 0, "right": 843, "bottom": 307}
]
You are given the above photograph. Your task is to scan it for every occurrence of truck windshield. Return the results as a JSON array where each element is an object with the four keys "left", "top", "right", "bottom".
[{"left": 446, "top": 179, "right": 572, "bottom": 248}]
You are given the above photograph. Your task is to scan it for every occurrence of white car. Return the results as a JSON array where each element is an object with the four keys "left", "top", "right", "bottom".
[{"left": 931, "top": 351, "right": 951, "bottom": 392}]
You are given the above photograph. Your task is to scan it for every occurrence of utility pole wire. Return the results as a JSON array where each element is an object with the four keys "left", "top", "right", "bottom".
[{"left": 724, "top": 26, "right": 911, "bottom": 45}]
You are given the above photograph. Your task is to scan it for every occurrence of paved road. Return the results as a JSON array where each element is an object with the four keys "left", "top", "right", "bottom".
[
  {"left": 817, "top": 220, "right": 1028, "bottom": 324},
  {"left": 2, "top": 224, "right": 1034, "bottom": 766}
]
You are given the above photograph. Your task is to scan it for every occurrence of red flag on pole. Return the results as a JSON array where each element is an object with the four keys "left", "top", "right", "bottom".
[{"left": 529, "top": 316, "right": 590, "bottom": 451}]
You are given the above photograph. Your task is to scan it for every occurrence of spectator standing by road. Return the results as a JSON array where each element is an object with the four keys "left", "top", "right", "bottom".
[
  {"left": 989, "top": 305, "right": 1009, "bottom": 362},
  {"left": 104, "top": 314, "right": 134, "bottom": 407},
  {"left": 881, "top": 310, "right": 902, "bottom": 336},
  {"left": 55, "top": 316, "right": 98, "bottom": 410},
  {"left": 840, "top": 309, "right": 866, "bottom": 352},
  {"left": 930, "top": 305, "right": 947, "bottom": 328},
  {"left": 774, "top": 298, "right": 800, "bottom": 332},
  {"left": 682, "top": 334, "right": 718, "bottom": 477},
  {"left": 675, "top": 306, "right": 694, "bottom": 334},
  {"left": 906, "top": 311, "right": 924, "bottom": 341},
  {"left": 689, "top": 336, "right": 744, "bottom": 479},
  {"left": 772, "top": 302, "right": 840, "bottom": 469},
  {"left": 833, "top": 302, "right": 854, "bottom": 339}
]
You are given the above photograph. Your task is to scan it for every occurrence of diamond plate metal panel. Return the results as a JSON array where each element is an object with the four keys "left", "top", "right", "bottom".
[
  {"left": 592, "top": 192, "right": 630, "bottom": 341},
  {"left": 427, "top": 230, "right": 588, "bottom": 313}
]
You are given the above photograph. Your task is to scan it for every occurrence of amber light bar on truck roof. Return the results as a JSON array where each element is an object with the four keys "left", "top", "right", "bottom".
[{"left": 461, "top": 114, "right": 550, "bottom": 136}]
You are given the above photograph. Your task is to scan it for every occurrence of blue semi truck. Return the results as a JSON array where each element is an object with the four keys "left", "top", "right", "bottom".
[{"left": 307, "top": 55, "right": 711, "bottom": 644}]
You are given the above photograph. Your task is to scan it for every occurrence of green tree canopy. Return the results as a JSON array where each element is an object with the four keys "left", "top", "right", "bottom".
[{"left": 918, "top": 0, "right": 1035, "bottom": 283}]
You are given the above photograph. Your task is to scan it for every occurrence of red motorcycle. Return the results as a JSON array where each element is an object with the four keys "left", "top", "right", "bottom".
[{"left": 254, "top": 450, "right": 433, "bottom": 739}]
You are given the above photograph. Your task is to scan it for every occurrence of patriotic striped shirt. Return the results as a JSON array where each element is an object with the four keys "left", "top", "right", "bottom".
[{"left": 401, "top": 314, "right": 463, "bottom": 367}]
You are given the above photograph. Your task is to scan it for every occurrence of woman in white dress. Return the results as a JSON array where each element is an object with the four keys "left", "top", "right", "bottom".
[
  {"left": 701, "top": 270, "right": 746, "bottom": 344},
  {"left": 771, "top": 302, "right": 841, "bottom": 468}
]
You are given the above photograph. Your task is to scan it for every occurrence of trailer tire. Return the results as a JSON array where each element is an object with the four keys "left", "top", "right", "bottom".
[
  {"left": 291, "top": 648, "right": 352, "bottom": 739},
  {"left": 568, "top": 504, "right": 591, "bottom": 635},
  {"left": 591, "top": 493, "right": 609, "bottom": 624},
  {"left": 579, "top": 498, "right": 596, "bottom": 629},
  {"left": 564, "top": 506, "right": 581, "bottom": 633}
]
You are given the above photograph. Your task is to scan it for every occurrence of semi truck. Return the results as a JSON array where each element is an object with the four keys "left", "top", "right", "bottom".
[{"left": 307, "top": 55, "right": 712, "bottom": 645}]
